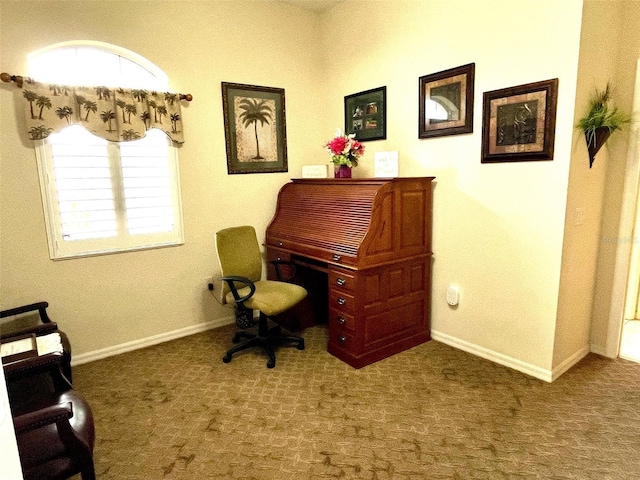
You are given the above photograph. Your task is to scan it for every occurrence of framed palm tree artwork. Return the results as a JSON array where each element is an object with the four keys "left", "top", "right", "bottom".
[{"left": 221, "top": 82, "right": 288, "bottom": 174}]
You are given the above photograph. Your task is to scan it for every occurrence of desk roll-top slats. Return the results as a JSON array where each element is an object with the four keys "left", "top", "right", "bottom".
[
  {"left": 266, "top": 177, "right": 434, "bottom": 368},
  {"left": 268, "top": 181, "right": 381, "bottom": 259}
]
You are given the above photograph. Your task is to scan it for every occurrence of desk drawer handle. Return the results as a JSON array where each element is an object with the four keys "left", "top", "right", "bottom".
[
  {"left": 276, "top": 257, "right": 282, "bottom": 261},
  {"left": 338, "top": 335, "right": 346, "bottom": 343},
  {"left": 333, "top": 254, "right": 342, "bottom": 262},
  {"left": 338, "top": 316, "right": 346, "bottom": 325},
  {"left": 336, "top": 278, "right": 346, "bottom": 286},
  {"left": 278, "top": 242, "right": 283, "bottom": 247},
  {"left": 337, "top": 297, "right": 346, "bottom": 306}
]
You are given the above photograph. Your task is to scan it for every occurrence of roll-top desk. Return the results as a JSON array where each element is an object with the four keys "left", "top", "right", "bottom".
[{"left": 265, "top": 177, "right": 434, "bottom": 368}]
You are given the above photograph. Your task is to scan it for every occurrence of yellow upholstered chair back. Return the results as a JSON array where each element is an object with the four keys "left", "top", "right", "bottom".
[{"left": 215, "top": 226, "right": 263, "bottom": 303}]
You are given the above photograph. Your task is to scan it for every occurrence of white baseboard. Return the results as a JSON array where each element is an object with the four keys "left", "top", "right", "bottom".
[
  {"left": 431, "top": 330, "right": 554, "bottom": 382},
  {"left": 550, "top": 345, "right": 590, "bottom": 381},
  {"left": 432, "top": 330, "right": 591, "bottom": 382},
  {"left": 72, "top": 320, "right": 590, "bottom": 381},
  {"left": 589, "top": 343, "right": 609, "bottom": 357},
  {"left": 71, "top": 316, "right": 235, "bottom": 367}
]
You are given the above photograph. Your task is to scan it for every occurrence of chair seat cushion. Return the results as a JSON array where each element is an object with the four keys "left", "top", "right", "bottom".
[{"left": 225, "top": 280, "right": 307, "bottom": 317}]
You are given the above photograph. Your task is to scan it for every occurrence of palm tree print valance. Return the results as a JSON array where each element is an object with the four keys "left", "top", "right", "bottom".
[{"left": 22, "top": 81, "right": 184, "bottom": 144}]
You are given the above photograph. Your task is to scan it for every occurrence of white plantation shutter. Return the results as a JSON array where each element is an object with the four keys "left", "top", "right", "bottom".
[
  {"left": 31, "top": 42, "right": 184, "bottom": 259},
  {"left": 120, "top": 133, "right": 176, "bottom": 235},
  {"left": 50, "top": 127, "right": 117, "bottom": 241},
  {"left": 38, "top": 127, "right": 183, "bottom": 258}
]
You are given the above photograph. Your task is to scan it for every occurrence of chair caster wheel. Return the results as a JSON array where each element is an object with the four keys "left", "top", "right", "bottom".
[
  {"left": 297, "top": 341, "right": 305, "bottom": 350},
  {"left": 267, "top": 359, "right": 276, "bottom": 368},
  {"left": 222, "top": 354, "right": 232, "bottom": 363}
]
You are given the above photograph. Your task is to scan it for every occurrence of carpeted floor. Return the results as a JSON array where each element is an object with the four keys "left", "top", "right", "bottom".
[{"left": 72, "top": 322, "right": 640, "bottom": 479}]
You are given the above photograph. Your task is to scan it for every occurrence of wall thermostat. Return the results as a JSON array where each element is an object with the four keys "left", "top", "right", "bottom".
[{"left": 446, "top": 286, "right": 459, "bottom": 306}]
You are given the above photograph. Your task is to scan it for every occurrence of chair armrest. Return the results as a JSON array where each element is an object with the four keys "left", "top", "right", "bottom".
[
  {"left": 220, "top": 276, "right": 256, "bottom": 304},
  {"left": 0, "top": 302, "right": 51, "bottom": 322},
  {"left": 4, "top": 352, "right": 72, "bottom": 391},
  {"left": 1, "top": 322, "right": 59, "bottom": 342},
  {"left": 269, "top": 259, "right": 297, "bottom": 282},
  {"left": 13, "top": 401, "right": 73, "bottom": 435}
]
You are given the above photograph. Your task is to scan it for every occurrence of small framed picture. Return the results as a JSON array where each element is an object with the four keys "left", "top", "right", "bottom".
[
  {"left": 481, "top": 78, "right": 559, "bottom": 163},
  {"left": 419, "top": 63, "right": 475, "bottom": 138},
  {"left": 221, "top": 82, "right": 288, "bottom": 174},
  {"left": 344, "top": 86, "right": 386, "bottom": 141},
  {"left": 301, "top": 165, "right": 329, "bottom": 178},
  {"left": 374, "top": 151, "right": 399, "bottom": 178}
]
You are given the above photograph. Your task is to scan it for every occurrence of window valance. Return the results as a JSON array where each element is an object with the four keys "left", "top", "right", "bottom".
[{"left": 22, "top": 81, "right": 185, "bottom": 145}]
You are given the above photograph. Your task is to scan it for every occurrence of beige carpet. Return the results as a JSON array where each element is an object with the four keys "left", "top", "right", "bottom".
[{"left": 72, "top": 322, "right": 640, "bottom": 479}]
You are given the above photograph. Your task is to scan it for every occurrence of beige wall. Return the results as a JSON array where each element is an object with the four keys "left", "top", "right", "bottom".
[
  {"left": 0, "top": 0, "right": 326, "bottom": 355},
  {"left": 320, "top": 0, "right": 583, "bottom": 376},
  {"left": 554, "top": 1, "right": 624, "bottom": 369},
  {"left": 3, "top": 0, "right": 633, "bottom": 381},
  {"left": 589, "top": 0, "right": 640, "bottom": 356}
]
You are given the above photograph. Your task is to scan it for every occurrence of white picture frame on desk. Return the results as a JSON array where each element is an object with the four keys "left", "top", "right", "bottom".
[
  {"left": 301, "top": 164, "right": 329, "bottom": 178},
  {"left": 374, "top": 151, "right": 399, "bottom": 178}
]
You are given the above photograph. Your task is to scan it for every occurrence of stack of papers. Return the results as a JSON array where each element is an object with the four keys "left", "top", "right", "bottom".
[
  {"left": 1, "top": 332, "right": 63, "bottom": 364},
  {"left": 36, "top": 333, "right": 63, "bottom": 355}
]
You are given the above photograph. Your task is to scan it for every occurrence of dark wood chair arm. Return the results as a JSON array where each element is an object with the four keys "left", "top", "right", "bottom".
[
  {"left": 1, "top": 322, "right": 59, "bottom": 342},
  {"left": 220, "top": 276, "right": 256, "bottom": 304},
  {"left": 0, "top": 301, "right": 50, "bottom": 322},
  {"left": 268, "top": 259, "right": 297, "bottom": 281},
  {"left": 13, "top": 391, "right": 96, "bottom": 479},
  {"left": 4, "top": 352, "right": 72, "bottom": 391},
  {"left": 13, "top": 401, "right": 73, "bottom": 435}
]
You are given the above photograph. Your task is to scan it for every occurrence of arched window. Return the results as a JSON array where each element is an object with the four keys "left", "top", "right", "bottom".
[{"left": 29, "top": 41, "right": 183, "bottom": 259}]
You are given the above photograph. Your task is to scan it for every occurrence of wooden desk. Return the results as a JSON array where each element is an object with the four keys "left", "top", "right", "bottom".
[{"left": 266, "top": 177, "right": 434, "bottom": 368}]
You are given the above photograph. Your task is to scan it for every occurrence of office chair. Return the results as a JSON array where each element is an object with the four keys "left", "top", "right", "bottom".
[
  {"left": 215, "top": 225, "right": 307, "bottom": 368},
  {"left": 1, "top": 302, "right": 73, "bottom": 382},
  {"left": 5, "top": 352, "right": 96, "bottom": 480}
]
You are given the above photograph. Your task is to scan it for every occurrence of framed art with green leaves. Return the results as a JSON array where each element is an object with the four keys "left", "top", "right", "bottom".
[
  {"left": 221, "top": 82, "right": 288, "bottom": 174},
  {"left": 344, "top": 86, "right": 386, "bottom": 141},
  {"left": 481, "top": 78, "right": 558, "bottom": 163}
]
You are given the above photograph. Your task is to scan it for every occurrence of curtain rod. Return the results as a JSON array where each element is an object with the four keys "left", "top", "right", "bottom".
[{"left": 0, "top": 72, "right": 193, "bottom": 101}]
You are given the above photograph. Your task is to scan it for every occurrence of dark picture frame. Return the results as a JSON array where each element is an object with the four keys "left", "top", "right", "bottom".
[
  {"left": 344, "top": 86, "right": 386, "bottom": 141},
  {"left": 419, "top": 63, "right": 475, "bottom": 138},
  {"left": 481, "top": 78, "right": 559, "bottom": 163},
  {"left": 221, "top": 82, "right": 288, "bottom": 174}
]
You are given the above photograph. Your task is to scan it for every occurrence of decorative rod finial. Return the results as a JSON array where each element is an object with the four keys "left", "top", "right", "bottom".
[{"left": 1, "top": 72, "right": 24, "bottom": 88}]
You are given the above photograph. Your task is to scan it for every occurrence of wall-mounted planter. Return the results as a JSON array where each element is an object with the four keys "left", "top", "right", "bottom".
[
  {"left": 585, "top": 126, "right": 612, "bottom": 168},
  {"left": 576, "top": 83, "right": 630, "bottom": 169}
]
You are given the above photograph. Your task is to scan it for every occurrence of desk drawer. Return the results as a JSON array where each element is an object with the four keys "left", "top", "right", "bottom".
[
  {"left": 328, "top": 268, "right": 356, "bottom": 293},
  {"left": 329, "top": 290, "right": 355, "bottom": 315},
  {"left": 266, "top": 249, "right": 290, "bottom": 263},
  {"left": 331, "top": 330, "right": 354, "bottom": 350},
  {"left": 266, "top": 237, "right": 357, "bottom": 268},
  {"left": 329, "top": 309, "right": 355, "bottom": 334}
]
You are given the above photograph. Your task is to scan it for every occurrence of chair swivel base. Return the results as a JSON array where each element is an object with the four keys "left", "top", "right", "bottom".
[{"left": 222, "top": 324, "right": 304, "bottom": 368}]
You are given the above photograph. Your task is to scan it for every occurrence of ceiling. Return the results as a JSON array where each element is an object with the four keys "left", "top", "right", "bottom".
[{"left": 278, "top": 0, "right": 345, "bottom": 12}]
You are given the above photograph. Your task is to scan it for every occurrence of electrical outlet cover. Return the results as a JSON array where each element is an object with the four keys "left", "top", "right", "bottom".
[{"left": 446, "top": 286, "right": 459, "bottom": 306}]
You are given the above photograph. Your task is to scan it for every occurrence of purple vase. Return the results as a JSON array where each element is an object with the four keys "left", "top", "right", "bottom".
[{"left": 334, "top": 165, "right": 352, "bottom": 178}]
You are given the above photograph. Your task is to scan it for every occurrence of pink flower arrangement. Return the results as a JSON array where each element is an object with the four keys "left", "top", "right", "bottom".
[{"left": 324, "top": 129, "right": 365, "bottom": 167}]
